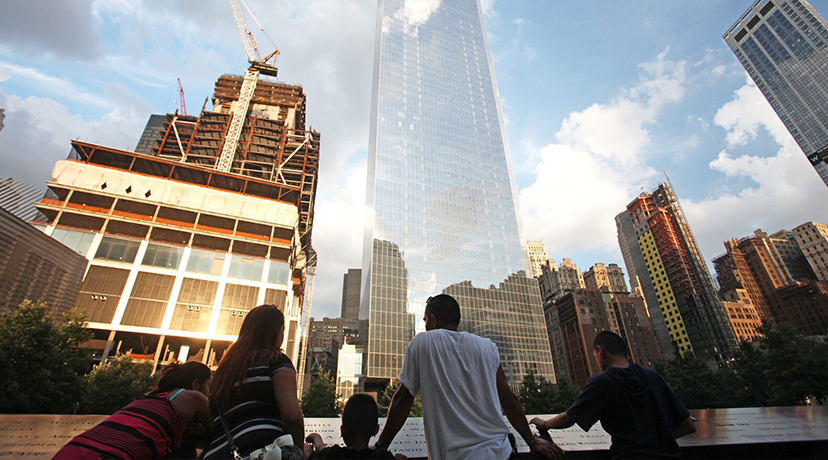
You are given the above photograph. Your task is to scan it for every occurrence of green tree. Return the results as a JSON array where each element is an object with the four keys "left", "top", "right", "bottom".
[
  {"left": 761, "top": 322, "right": 828, "bottom": 406},
  {"left": 378, "top": 379, "right": 422, "bottom": 417},
  {"left": 518, "top": 372, "right": 556, "bottom": 414},
  {"left": 0, "top": 300, "right": 91, "bottom": 414},
  {"left": 654, "top": 347, "right": 727, "bottom": 410},
  {"left": 302, "top": 370, "right": 343, "bottom": 417},
  {"left": 719, "top": 339, "right": 770, "bottom": 407},
  {"left": 551, "top": 379, "right": 581, "bottom": 414},
  {"left": 81, "top": 354, "right": 155, "bottom": 414},
  {"left": 518, "top": 372, "right": 582, "bottom": 415}
]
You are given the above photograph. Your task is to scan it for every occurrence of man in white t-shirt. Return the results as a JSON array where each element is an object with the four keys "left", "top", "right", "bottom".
[{"left": 375, "top": 294, "right": 563, "bottom": 460}]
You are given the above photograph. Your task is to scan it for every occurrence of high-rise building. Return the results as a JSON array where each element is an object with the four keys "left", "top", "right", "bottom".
[
  {"left": 714, "top": 228, "right": 808, "bottom": 322},
  {"left": 361, "top": 0, "right": 554, "bottom": 388},
  {"left": 341, "top": 268, "right": 362, "bottom": 321},
  {"left": 337, "top": 342, "right": 367, "bottom": 401},
  {"left": 769, "top": 229, "right": 816, "bottom": 281},
  {"left": 538, "top": 258, "right": 585, "bottom": 306},
  {"left": 616, "top": 181, "right": 736, "bottom": 361},
  {"left": 549, "top": 289, "right": 661, "bottom": 388},
  {"left": 1, "top": 207, "right": 87, "bottom": 317},
  {"left": 583, "top": 263, "right": 628, "bottom": 294},
  {"left": 793, "top": 221, "right": 828, "bottom": 281},
  {"left": 134, "top": 114, "right": 167, "bottom": 156},
  {"left": 0, "top": 177, "right": 44, "bottom": 222},
  {"left": 724, "top": 0, "right": 828, "bottom": 186},
  {"left": 34, "top": 73, "right": 320, "bottom": 370},
  {"left": 721, "top": 293, "right": 764, "bottom": 343},
  {"left": 715, "top": 224, "right": 828, "bottom": 336},
  {"left": 527, "top": 240, "right": 549, "bottom": 278},
  {"left": 772, "top": 279, "right": 828, "bottom": 335},
  {"left": 608, "top": 294, "right": 662, "bottom": 367}
]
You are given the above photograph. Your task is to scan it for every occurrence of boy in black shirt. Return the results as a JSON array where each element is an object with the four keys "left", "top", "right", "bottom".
[
  {"left": 531, "top": 331, "right": 696, "bottom": 459},
  {"left": 306, "top": 394, "right": 407, "bottom": 459}
]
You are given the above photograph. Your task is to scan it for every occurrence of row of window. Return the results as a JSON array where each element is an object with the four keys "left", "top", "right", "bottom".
[{"left": 53, "top": 228, "right": 291, "bottom": 284}]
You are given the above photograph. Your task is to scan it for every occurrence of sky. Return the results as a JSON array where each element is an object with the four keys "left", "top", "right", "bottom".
[{"left": 1, "top": 0, "right": 828, "bottom": 319}]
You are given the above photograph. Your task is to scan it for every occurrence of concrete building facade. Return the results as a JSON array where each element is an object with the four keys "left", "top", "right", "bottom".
[
  {"left": 722, "top": 300, "right": 764, "bottom": 343},
  {"left": 527, "top": 240, "right": 549, "bottom": 278},
  {"left": 583, "top": 263, "right": 628, "bottom": 294},
  {"left": 793, "top": 221, "right": 828, "bottom": 281},
  {"left": 714, "top": 224, "right": 828, "bottom": 337},
  {"left": 538, "top": 258, "right": 585, "bottom": 306},
  {"left": 341, "top": 268, "right": 361, "bottom": 321}
]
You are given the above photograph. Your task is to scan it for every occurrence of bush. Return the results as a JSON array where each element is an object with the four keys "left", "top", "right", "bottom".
[
  {"left": 518, "top": 372, "right": 582, "bottom": 414},
  {"left": 301, "top": 370, "right": 343, "bottom": 417},
  {"left": 378, "top": 379, "right": 423, "bottom": 417},
  {"left": 0, "top": 300, "right": 91, "bottom": 414},
  {"left": 81, "top": 354, "right": 155, "bottom": 414}
]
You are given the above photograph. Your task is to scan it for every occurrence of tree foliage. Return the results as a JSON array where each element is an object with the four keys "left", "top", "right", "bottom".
[
  {"left": 378, "top": 379, "right": 423, "bottom": 417},
  {"left": 517, "top": 372, "right": 581, "bottom": 415},
  {"left": 81, "top": 354, "right": 155, "bottom": 414},
  {"left": 302, "top": 370, "right": 343, "bottom": 417},
  {"left": 0, "top": 300, "right": 92, "bottom": 414},
  {"left": 656, "top": 322, "right": 828, "bottom": 409}
]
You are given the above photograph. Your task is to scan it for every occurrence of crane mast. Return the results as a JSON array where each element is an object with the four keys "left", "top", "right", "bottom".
[{"left": 219, "top": 0, "right": 279, "bottom": 173}]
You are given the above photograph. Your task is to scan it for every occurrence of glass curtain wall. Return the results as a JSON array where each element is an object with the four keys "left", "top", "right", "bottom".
[{"left": 362, "top": 0, "right": 554, "bottom": 386}]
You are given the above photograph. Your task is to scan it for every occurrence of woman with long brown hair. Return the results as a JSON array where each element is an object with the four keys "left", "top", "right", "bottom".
[{"left": 203, "top": 304, "right": 305, "bottom": 459}]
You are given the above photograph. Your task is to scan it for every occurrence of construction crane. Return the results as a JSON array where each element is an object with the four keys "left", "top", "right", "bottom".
[
  {"left": 218, "top": 0, "right": 280, "bottom": 173},
  {"left": 177, "top": 78, "right": 187, "bottom": 116}
]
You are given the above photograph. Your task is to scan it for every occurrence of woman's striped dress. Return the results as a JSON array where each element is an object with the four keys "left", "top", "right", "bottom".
[
  {"left": 52, "top": 390, "right": 186, "bottom": 459},
  {"left": 203, "top": 351, "right": 294, "bottom": 459}
]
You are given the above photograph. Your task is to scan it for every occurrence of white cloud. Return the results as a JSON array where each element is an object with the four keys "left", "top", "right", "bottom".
[
  {"left": 0, "top": 0, "right": 377, "bottom": 318},
  {"left": 0, "top": 60, "right": 109, "bottom": 107},
  {"left": 0, "top": 85, "right": 152, "bottom": 187},
  {"left": 714, "top": 75, "right": 790, "bottom": 147},
  {"left": 309, "top": 164, "right": 367, "bottom": 318},
  {"left": 683, "top": 78, "right": 828, "bottom": 265},
  {"left": 520, "top": 49, "right": 685, "bottom": 258},
  {"left": 0, "top": 0, "right": 101, "bottom": 61}
]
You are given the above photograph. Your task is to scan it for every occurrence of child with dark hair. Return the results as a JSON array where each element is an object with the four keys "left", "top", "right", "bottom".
[
  {"left": 306, "top": 394, "right": 407, "bottom": 459},
  {"left": 52, "top": 361, "right": 212, "bottom": 459}
]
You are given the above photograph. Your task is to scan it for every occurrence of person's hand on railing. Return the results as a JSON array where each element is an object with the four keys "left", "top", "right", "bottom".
[{"left": 528, "top": 435, "right": 565, "bottom": 460}]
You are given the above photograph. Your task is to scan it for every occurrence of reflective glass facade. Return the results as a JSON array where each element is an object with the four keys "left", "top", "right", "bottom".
[
  {"left": 362, "top": 0, "right": 554, "bottom": 386},
  {"left": 725, "top": 0, "right": 828, "bottom": 186}
]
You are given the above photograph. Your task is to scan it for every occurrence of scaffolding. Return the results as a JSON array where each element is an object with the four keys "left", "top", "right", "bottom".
[{"left": 151, "top": 75, "right": 320, "bottom": 250}]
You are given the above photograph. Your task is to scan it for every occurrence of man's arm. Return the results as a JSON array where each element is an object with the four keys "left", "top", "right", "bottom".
[
  {"left": 306, "top": 433, "right": 326, "bottom": 453},
  {"left": 674, "top": 416, "right": 696, "bottom": 438},
  {"left": 377, "top": 384, "right": 414, "bottom": 449},
  {"left": 496, "top": 366, "right": 564, "bottom": 460},
  {"left": 530, "top": 412, "right": 575, "bottom": 431}
]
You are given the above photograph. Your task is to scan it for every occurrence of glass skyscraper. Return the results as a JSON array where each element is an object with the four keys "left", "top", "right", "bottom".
[
  {"left": 725, "top": 0, "right": 828, "bottom": 186},
  {"left": 361, "top": 0, "right": 555, "bottom": 388}
]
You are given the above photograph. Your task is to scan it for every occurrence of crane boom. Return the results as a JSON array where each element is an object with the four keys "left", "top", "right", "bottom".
[
  {"left": 229, "top": 0, "right": 256, "bottom": 62},
  {"left": 177, "top": 78, "right": 187, "bottom": 116}
]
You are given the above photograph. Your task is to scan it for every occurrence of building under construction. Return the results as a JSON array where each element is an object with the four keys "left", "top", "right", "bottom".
[{"left": 33, "top": 74, "right": 320, "bottom": 370}]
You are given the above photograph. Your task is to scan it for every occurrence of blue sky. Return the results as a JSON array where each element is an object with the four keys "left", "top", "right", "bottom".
[{"left": 1, "top": 0, "right": 827, "bottom": 318}]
